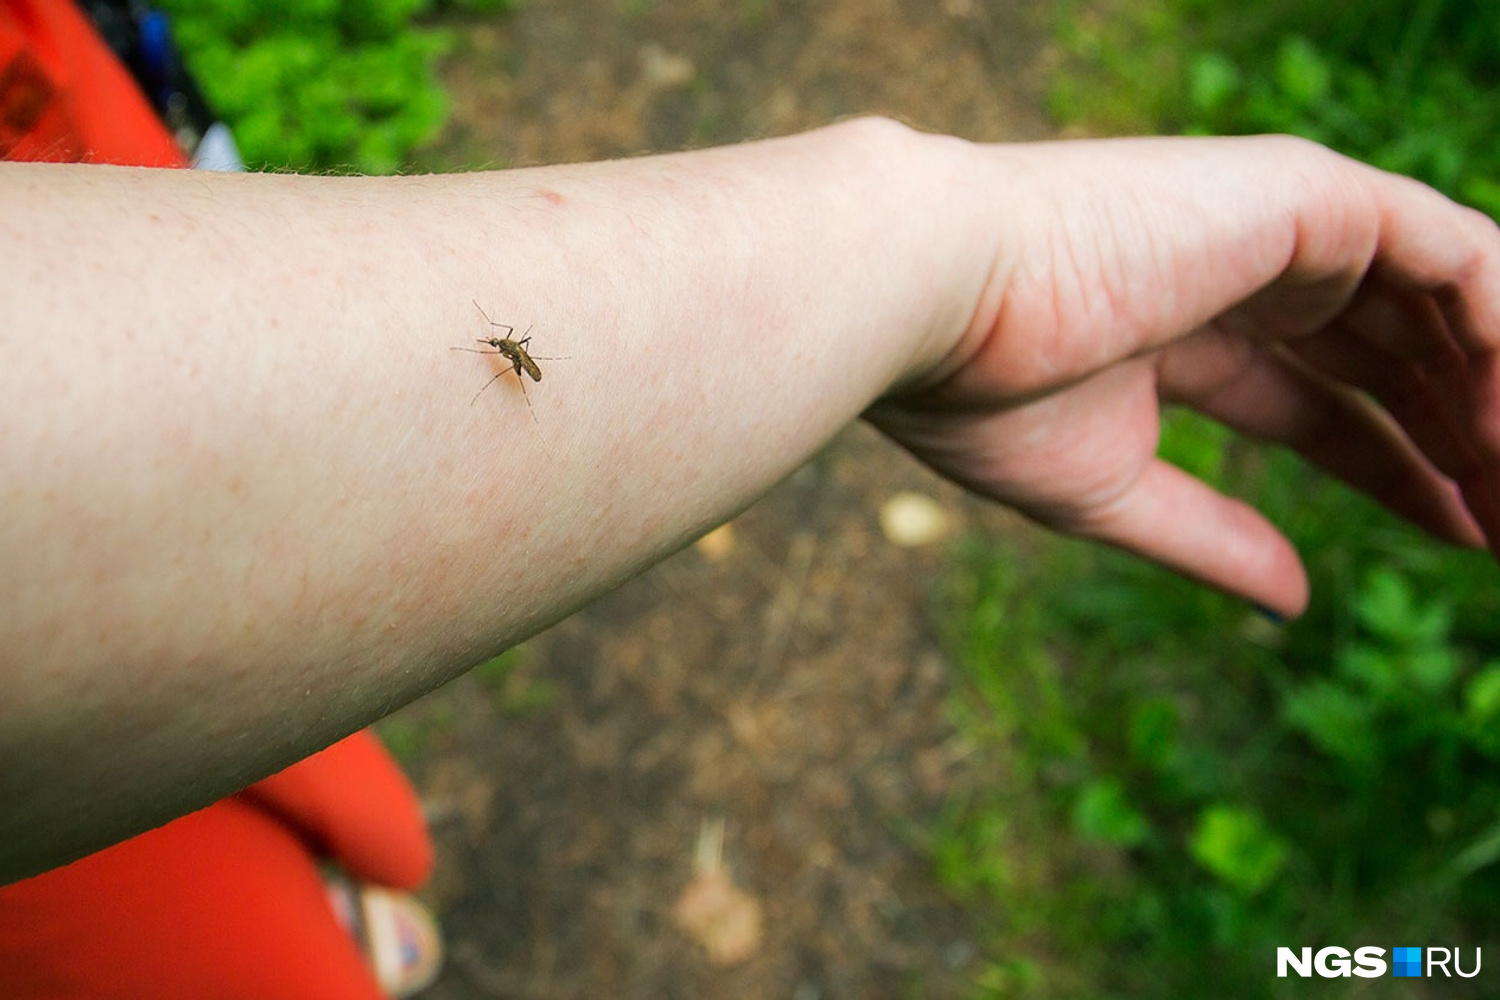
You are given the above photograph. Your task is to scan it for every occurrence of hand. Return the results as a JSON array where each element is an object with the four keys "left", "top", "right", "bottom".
[{"left": 870, "top": 135, "right": 1500, "bottom": 616}]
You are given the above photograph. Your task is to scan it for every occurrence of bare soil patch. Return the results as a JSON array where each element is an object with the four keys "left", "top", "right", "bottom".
[{"left": 395, "top": 4, "right": 1056, "bottom": 996}]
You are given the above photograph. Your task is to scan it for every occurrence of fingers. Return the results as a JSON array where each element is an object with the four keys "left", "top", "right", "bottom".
[
  {"left": 1059, "top": 458, "right": 1310, "bottom": 617},
  {"left": 1160, "top": 150, "right": 1500, "bottom": 553},
  {"left": 1285, "top": 277, "right": 1500, "bottom": 548},
  {"left": 1158, "top": 326, "right": 1486, "bottom": 549},
  {"left": 1296, "top": 167, "right": 1500, "bottom": 536},
  {"left": 1286, "top": 313, "right": 1500, "bottom": 542},
  {"left": 1290, "top": 293, "right": 1476, "bottom": 477},
  {"left": 1366, "top": 173, "right": 1500, "bottom": 355}
]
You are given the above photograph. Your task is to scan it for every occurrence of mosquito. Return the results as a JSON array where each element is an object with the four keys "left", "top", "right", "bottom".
[{"left": 452, "top": 300, "right": 567, "bottom": 416}]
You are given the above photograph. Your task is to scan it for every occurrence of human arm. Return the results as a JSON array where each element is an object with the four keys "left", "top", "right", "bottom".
[{"left": 4, "top": 120, "right": 1499, "bottom": 881}]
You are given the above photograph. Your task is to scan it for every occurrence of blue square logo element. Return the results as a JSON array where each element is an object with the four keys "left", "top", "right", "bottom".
[{"left": 1393, "top": 947, "right": 1423, "bottom": 977}]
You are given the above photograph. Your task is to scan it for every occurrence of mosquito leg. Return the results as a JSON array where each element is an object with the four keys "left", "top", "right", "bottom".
[
  {"left": 518, "top": 376, "right": 537, "bottom": 424},
  {"left": 472, "top": 300, "right": 515, "bottom": 339},
  {"left": 469, "top": 370, "right": 507, "bottom": 406}
]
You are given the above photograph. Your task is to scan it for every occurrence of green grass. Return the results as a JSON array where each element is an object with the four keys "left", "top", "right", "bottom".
[
  {"left": 1048, "top": 0, "right": 1500, "bottom": 216},
  {"left": 938, "top": 410, "right": 1500, "bottom": 996},
  {"left": 472, "top": 645, "right": 557, "bottom": 717},
  {"left": 157, "top": 0, "right": 516, "bottom": 173}
]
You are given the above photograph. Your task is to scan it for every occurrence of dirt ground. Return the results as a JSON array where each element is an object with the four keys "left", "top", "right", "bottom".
[{"left": 392, "top": 2, "right": 1058, "bottom": 997}]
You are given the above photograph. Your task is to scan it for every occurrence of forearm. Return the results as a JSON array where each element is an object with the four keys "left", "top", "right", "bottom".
[{"left": 0, "top": 118, "right": 991, "bottom": 879}]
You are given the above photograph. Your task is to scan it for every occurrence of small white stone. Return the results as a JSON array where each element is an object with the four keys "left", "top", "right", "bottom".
[{"left": 879, "top": 491, "right": 952, "bottom": 547}]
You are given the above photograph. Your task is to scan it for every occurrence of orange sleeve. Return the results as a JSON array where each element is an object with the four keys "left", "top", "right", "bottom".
[
  {"left": 0, "top": 733, "right": 432, "bottom": 998},
  {"left": 0, "top": 0, "right": 185, "bottom": 165},
  {"left": 0, "top": 798, "right": 387, "bottom": 1000},
  {"left": 239, "top": 730, "right": 436, "bottom": 891}
]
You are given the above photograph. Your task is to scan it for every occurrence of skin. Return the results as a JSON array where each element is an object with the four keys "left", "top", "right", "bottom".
[{"left": 3, "top": 119, "right": 1499, "bottom": 882}]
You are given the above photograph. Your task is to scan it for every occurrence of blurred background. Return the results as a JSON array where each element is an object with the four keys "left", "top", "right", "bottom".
[{"left": 158, "top": 1, "right": 1500, "bottom": 996}]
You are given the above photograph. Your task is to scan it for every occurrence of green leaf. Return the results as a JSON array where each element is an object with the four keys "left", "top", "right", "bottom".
[
  {"left": 1406, "top": 645, "right": 1462, "bottom": 694},
  {"left": 1188, "top": 51, "right": 1241, "bottom": 117},
  {"left": 1189, "top": 805, "right": 1288, "bottom": 894},
  {"left": 1355, "top": 566, "right": 1452, "bottom": 646},
  {"left": 1282, "top": 680, "right": 1380, "bottom": 769},
  {"left": 1465, "top": 663, "right": 1500, "bottom": 757},
  {"left": 1274, "top": 36, "right": 1332, "bottom": 110},
  {"left": 1466, "top": 663, "right": 1500, "bottom": 722},
  {"left": 1127, "top": 696, "right": 1181, "bottom": 771},
  {"left": 157, "top": 0, "right": 461, "bottom": 172},
  {"left": 1336, "top": 644, "right": 1402, "bottom": 697},
  {"left": 1072, "top": 778, "right": 1152, "bottom": 847},
  {"left": 1354, "top": 566, "right": 1414, "bottom": 639}
]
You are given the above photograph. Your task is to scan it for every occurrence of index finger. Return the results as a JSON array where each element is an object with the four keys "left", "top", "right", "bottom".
[
  {"left": 1364, "top": 175, "right": 1500, "bottom": 462},
  {"left": 1306, "top": 168, "right": 1500, "bottom": 547}
]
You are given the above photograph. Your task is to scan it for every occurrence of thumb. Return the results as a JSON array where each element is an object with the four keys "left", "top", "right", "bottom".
[{"left": 1060, "top": 458, "right": 1310, "bottom": 618}]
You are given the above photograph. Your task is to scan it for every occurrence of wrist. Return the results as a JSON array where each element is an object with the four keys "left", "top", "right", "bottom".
[{"left": 805, "top": 119, "right": 1008, "bottom": 399}]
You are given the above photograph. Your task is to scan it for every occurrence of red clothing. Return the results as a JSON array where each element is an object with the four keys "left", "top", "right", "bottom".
[
  {"left": 0, "top": 734, "right": 433, "bottom": 1000},
  {"left": 0, "top": 0, "right": 184, "bottom": 165}
]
